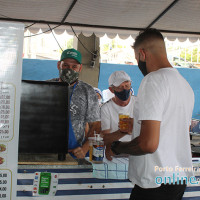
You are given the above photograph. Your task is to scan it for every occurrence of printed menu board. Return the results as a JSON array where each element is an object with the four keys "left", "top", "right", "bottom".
[{"left": 0, "top": 22, "right": 24, "bottom": 199}]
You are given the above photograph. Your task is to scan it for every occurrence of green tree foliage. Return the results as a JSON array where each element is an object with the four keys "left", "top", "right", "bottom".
[
  {"left": 180, "top": 47, "right": 200, "bottom": 62},
  {"left": 57, "top": 38, "right": 73, "bottom": 54},
  {"left": 67, "top": 38, "right": 73, "bottom": 49},
  {"left": 102, "top": 43, "right": 109, "bottom": 52}
]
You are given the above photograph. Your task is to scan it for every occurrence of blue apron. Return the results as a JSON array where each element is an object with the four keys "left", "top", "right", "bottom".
[{"left": 68, "top": 82, "right": 89, "bottom": 157}]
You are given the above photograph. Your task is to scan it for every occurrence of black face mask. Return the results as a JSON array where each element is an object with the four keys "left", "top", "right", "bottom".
[
  {"left": 138, "top": 55, "right": 148, "bottom": 76},
  {"left": 114, "top": 89, "right": 130, "bottom": 101}
]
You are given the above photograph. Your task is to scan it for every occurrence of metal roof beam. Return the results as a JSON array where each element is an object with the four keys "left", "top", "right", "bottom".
[
  {"left": 61, "top": 0, "right": 78, "bottom": 24},
  {"left": 146, "top": 0, "right": 180, "bottom": 29}
]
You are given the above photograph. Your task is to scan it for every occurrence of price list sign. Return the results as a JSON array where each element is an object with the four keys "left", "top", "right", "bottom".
[
  {"left": 0, "top": 170, "right": 11, "bottom": 199},
  {"left": 0, "top": 22, "right": 24, "bottom": 199},
  {"left": 0, "top": 83, "right": 15, "bottom": 142}
]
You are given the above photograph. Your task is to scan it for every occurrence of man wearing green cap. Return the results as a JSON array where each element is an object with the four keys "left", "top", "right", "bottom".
[{"left": 49, "top": 48, "right": 100, "bottom": 158}]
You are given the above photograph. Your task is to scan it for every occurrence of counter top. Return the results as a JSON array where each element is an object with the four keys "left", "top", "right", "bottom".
[{"left": 17, "top": 157, "right": 200, "bottom": 199}]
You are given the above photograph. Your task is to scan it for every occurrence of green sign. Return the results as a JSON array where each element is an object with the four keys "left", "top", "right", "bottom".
[{"left": 38, "top": 172, "right": 51, "bottom": 195}]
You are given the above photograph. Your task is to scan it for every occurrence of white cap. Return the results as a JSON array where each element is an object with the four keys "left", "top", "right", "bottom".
[{"left": 108, "top": 71, "right": 131, "bottom": 87}]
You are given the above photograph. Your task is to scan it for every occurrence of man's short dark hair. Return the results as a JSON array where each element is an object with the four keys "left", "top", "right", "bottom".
[{"left": 133, "top": 28, "right": 164, "bottom": 50}]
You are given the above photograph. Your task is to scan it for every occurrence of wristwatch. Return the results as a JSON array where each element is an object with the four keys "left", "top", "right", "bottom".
[{"left": 111, "top": 141, "right": 121, "bottom": 155}]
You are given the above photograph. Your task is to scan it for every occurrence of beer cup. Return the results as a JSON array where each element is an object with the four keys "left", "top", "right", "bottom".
[{"left": 119, "top": 113, "right": 129, "bottom": 131}]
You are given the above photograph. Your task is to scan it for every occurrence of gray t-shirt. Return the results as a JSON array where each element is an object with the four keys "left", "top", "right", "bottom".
[{"left": 48, "top": 78, "right": 100, "bottom": 145}]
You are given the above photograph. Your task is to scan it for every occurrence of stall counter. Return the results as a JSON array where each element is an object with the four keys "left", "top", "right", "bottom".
[{"left": 17, "top": 158, "right": 200, "bottom": 200}]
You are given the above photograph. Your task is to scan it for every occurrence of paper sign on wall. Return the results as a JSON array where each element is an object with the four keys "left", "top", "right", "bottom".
[{"left": 0, "top": 22, "right": 24, "bottom": 199}]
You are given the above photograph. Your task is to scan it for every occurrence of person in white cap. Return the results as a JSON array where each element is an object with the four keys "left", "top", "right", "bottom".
[{"left": 101, "top": 71, "right": 136, "bottom": 160}]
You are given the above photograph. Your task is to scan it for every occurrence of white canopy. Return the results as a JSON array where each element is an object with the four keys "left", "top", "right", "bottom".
[{"left": 0, "top": 0, "right": 200, "bottom": 41}]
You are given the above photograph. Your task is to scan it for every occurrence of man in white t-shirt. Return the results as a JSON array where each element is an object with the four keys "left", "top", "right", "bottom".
[
  {"left": 101, "top": 71, "right": 136, "bottom": 160},
  {"left": 110, "top": 29, "right": 195, "bottom": 200}
]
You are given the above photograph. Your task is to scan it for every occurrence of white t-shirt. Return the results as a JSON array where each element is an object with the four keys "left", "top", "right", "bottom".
[
  {"left": 101, "top": 95, "right": 136, "bottom": 142},
  {"left": 128, "top": 68, "right": 194, "bottom": 188}
]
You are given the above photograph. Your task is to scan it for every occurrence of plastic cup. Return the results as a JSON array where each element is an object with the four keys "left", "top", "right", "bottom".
[{"left": 119, "top": 113, "right": 129, "bottom": 131}]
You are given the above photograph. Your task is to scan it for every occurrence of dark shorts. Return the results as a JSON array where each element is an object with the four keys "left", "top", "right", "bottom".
[{"left": 129, "top": 182, "right": 186, "bottom": 200}]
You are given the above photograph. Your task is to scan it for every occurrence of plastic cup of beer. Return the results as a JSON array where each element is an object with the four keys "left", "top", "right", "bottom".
[{"left": 119, "top": 113, "right": 130, "bottom": 131}]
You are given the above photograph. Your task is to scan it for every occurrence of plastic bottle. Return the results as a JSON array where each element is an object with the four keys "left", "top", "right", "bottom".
[
  {"left": 88, "top": 137, "right": 95, "bottom": 161},
  {"left": 92, "top": 134, "right": 104, "bottom": 163}
]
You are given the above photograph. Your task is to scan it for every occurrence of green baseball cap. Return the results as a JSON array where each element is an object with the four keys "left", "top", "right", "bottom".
[{"left": 60, "top": 48, "right": 82, "bottom": 64}]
